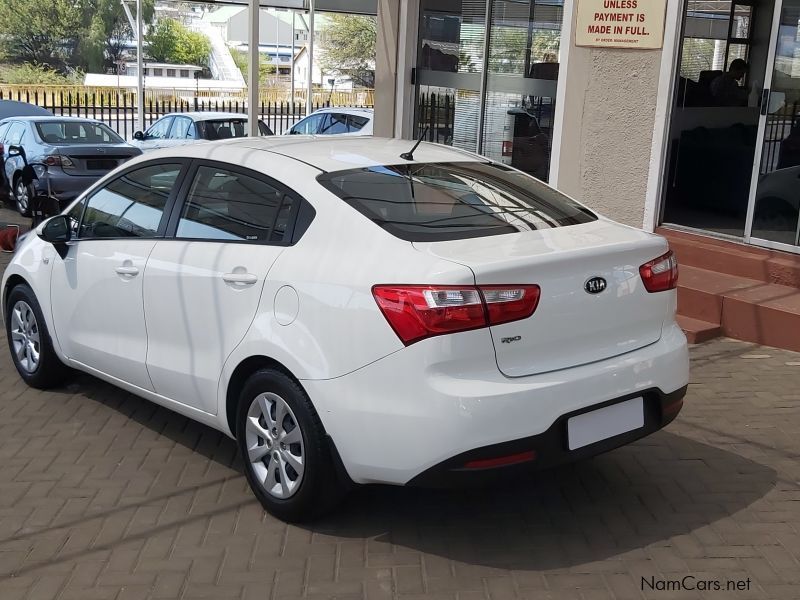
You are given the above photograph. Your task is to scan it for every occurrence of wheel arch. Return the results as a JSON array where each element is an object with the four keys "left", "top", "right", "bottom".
[
  {"left": 3, "top": 273, "right": 30, "bottom": 316},
  {"left": 224, "top": 354, "right": 304, "bottom": 438}
]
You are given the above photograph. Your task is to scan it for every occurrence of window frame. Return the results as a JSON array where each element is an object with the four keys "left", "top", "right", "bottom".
[
  {"left": 70, "top": 158, "right": 190, "bottom": 242},
  {"left": 163, "top": 159, "right": 312, "bottom": 247}
]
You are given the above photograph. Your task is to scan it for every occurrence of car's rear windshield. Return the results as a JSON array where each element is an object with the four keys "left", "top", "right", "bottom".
[
  {"left": 317, "top": 162, "right": 597, "bottom": 242},
  {"left": 35, "top": 121, "right": 124, "bottom": 145},
  {"left": 199, "top": 119, "right": 273, "bottom": 139}
]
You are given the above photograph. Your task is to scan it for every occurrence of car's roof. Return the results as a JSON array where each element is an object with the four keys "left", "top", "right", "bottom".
[
  {"left": 308, "top": 106, "right": 373, "bottom": 117},
  {"left": 0, "top": 115, "right": 106, "bottom": 124},
  {"left": 143, "top": 136, "right": 482, "bottom": 173},
  {"left": 158, "top": 112, "right": 264, "bottom": 122}
]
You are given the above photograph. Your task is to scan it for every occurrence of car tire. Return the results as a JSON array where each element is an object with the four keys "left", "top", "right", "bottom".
[
  {"left": 5, "top": 284, "right": 70, "bottom": 389},
  {"left": 13, "top": 174, "right": 32, "bottom": 217},
  {"left": 236, "top": 368, "right": 349, "bottom": 522}
]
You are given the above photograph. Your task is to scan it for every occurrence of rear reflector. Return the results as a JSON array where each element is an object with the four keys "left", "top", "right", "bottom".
[
  {"left": 640, "top": 250, "right": 678, "bottom": 293},
  {"left": 464, "top": 450, "right": 536, "bottom": 469},
  {"left": 372, "top": 284, "right": 540, "bottom": 346}
]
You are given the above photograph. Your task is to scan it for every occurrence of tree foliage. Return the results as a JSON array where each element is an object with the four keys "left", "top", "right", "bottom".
[
  {"left": 146, "top": 18, "right": 211, "bottom": 67},
  {"left": 319, "top": 15, "right": 376, "bottom": 88},
  {"left": 231, "top": 48, "right": 276, "bottom": 85},
  {"left": 0, "top": 0, "right": 84, "bottom": 68},
  {"left": 0, "top": 0, "right": 155, "bottom": 73}
]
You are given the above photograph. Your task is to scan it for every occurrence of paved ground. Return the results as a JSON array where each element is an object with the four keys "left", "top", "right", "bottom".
[{"left": 1, "top": 206, "right": 800, "bottom": 600}]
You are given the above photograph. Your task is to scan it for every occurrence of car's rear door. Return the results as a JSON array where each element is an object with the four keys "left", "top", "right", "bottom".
[
  {"left": 142, "top": 160, "right": 303, "bottom": 414},
  {"left": 49, "top": 161, "right": 187, "bottom": 389}
]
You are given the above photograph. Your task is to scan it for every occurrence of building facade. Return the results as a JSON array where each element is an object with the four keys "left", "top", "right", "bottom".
[{"left": 374, "top": 0, "right": 800, "bottom": 256}]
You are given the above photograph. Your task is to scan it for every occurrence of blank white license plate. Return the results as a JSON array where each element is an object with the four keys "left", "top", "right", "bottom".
[{"left": 567, "top": 397, "right": 644, "bottom": 450}]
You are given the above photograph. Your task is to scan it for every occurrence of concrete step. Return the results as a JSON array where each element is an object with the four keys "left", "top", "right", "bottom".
[
  {"left": 676, "top": 315, "right": 722, "bottom": 344},
  {"left": 658, "top": 227, "right": 800, "bottom": 288},
  {"left": 676, "top": 265, "right": 800, "bottom": 351}
]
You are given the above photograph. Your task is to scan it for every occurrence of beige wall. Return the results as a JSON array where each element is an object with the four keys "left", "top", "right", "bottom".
[{"left": 554, "top": 47, "right": 662, "bottom": 227}]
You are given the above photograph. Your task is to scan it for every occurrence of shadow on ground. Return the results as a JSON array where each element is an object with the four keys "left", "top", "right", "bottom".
[{"left": 35, "top": 368, "right": 776, "bottom": 573}]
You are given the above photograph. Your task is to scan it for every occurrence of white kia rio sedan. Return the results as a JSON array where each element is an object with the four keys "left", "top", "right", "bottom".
[{"left": 2, "top": 137, "right": 689, "bottom": 521}]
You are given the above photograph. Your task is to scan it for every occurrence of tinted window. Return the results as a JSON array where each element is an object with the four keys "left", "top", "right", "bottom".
[
  {"left": 146, "top": 117, "right": 173, "bottom": 139},
  {"left": 320, "top": 113, "right": 349, "bottom": 134},
  {"left": 318, "top": 162, "right": 597, "bottom": 242},
  {"left": 258, "top": 121, "right": 274, "bottom": 136},
  {"left": 291, "top": 114, "right": 323, "bottom": 135},
  {"left": 66, "top": 197, "right": 87, "bottom": 236},
  {"left": 199, "top": 119, "right": 248, "bottom": 140},
  {"left": 348, "top": 115, "right": 369, "bottom": 131},
  {"left": 177, "top": 166, "right": 295, "bottom": 243},
  {"left": 79, "top": 164, "right": 181, "bottom": 239},
  {"left": 170, "top": 117, "right": 192, "bottom": 139},
  {"left": 36, "top": 121, "right": 124, "bottom": 144}
]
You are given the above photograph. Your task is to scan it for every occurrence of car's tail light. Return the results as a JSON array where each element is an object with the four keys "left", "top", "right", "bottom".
[
  {"left": 372, "top": 284, "right": 540, "bottom": 346},
  {"left": 480, "top": 286, "right": 540, "bottom": 326},
  {"left": 640, "top": 250, "right": 678, "bottom": 293},
  {"left": 44, "top": 154, "right": 74, "bottom": 168},
  {"left": 464, "top": 450, "right": 536, "bottom": 469}
]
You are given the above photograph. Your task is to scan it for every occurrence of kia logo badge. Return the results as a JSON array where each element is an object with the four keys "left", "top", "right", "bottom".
[{"left": 584, "top": 277, "right": 607, "bottom": 295}]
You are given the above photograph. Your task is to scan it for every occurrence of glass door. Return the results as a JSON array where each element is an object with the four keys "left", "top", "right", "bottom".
[{"left": 746, "top": 0, "right": 800, "bottom": 251}]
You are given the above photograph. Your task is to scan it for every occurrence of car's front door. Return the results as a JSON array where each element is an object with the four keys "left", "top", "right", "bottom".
[
  {"left": 143, "top": 162, "right": 301, "bottom": 413},
  {"left": 49, "top": 162, "right": 185, "bottom": 390},
  {"left": 137, "top": 116, "right": 174, "bottom": 151}
]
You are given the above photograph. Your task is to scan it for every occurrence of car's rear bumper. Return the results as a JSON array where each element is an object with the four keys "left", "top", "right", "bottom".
[
  {"left": 36, "top": 171, "right": 101, "bottom": 203},
  {"left": 407, "top": 385, "right": 686, "bottom": 487},
  {"left": 302, "top": 322, "right": 690, "bottom": 486}
]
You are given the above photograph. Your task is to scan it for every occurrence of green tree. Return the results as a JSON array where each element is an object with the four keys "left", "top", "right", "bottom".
[
  {"left": 319, "top": 14, "right": 376, "bottom": 88},
  {"left": 84, "top": 0, "right": 155, "bottom": 71},
  {"left": 231, "top": 48, "right": 276, "bottom": 85},
  {"left": 0, "top": 0, "right": 84, "bottom": 67},
  {"left": 146, "top": 18, "right": 211, "bottom": 67}
]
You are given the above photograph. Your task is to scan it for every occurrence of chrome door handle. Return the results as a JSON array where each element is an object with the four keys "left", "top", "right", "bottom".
[
  {"left": 222, "top": 272, "right": 258, "bottom": 285},
  {"left": 115, "top": 265, "right": 139, "bottom": 276}
]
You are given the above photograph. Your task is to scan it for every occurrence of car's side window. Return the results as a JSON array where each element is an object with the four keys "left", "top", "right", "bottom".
[
  {"left": 7, "top": 123, "right": 25, "bottom": 145},
  {"left": 146, "top": 117, "right": 173, "bottom": 140},
  {"left": 78, "top": 163, "right": 182, "bottom": 239},
  {"left": 170, "top": 117, "right": 191, "bottom": 139},
  {"left": 66, "top": 197, "right": 87, "bottom": 237},
  {"left": 291, "top": 114, "right": 322, "bottom": 135},
  {"left": 0, "top": 122, "right": 11, "bottom": 142},
  {"left": 348, "top": 115, "right": 369, "bottom": 132},
  {"left": 176, "top": 165, "right": 296, "bottom": 243},
  {"left": 320, "top": 113, "right": 349, "bottom": 135},
  {"left": 187, "top": 122, "right": 197, "bottom": 139}
]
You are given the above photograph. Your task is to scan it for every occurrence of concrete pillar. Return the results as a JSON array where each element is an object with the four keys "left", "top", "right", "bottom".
[
  {"left": 551, "top": 0, "right": 681, "bottom": 230},
  {"left": 136, "top": 0, "right": 144, "bottom": 133},
  {"left": 248, "top": 0, "right": 260, "bottom": 137},
  {"left": 307, "top": 0, "right": 315, "bottom": 114},
  {"left": 373, "top": 0, "right": 400, "bottom": 138}
]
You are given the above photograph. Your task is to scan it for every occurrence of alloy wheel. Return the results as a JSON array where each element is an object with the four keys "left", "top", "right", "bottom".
[
  {"left": 9, "top": 300, "right": 40, "bottom": 373},
  {"left": 14, "top": 179, "right": 29, "bottom": 215},
  {"left": 245, "top": 392, "right": 305, "bottom": 499}
]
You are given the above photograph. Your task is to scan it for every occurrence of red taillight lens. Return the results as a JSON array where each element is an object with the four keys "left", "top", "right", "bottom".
[
  {"left": 44, "top": 154, "right": 74, "bottom": 167},
  {"left": 480, "top": 285, "right": 541, "bottom": 326},
  {"left": 372, "top": 286, "right": 486, "bottom": 346},
  {"left": 372, "top": 284, "right": 540, "bottom": 346},
  {"left": 640, "top": 250, "right": 679, "bottom": 293}
]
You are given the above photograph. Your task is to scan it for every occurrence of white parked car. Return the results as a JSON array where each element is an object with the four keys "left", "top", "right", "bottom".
[
  {"left": 2, "top": 137, "right": 688, "bottom": 521},
  {"left": 131, "top": 112, "right": 273, "bottom": 151},
  {"left": 285, "top": 107, "right": 373, "bottom": 136}
]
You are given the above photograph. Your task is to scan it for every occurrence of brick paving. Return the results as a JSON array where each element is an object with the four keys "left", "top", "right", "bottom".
[{"left": 1, "top": 206, "right": 800, "bottom": 600}]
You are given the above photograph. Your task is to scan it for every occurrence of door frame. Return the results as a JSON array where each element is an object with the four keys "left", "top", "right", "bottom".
[{"left": 741, "top": 0, "right": 798, "bottom": 252}]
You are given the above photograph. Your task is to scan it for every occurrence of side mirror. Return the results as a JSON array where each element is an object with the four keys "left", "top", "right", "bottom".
[
  {"left": 39, "top": 215, "right": 71, "bottom": 246},
  {"left": 7, "top": 145, "right": 25, "bottom": 158},
  {"left": 133, "top": 131, "right": 145, "bottom": 141}
]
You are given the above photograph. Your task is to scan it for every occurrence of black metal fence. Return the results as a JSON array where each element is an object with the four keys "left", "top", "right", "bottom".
[{"left": 0, "top": 89, "right": 344, "bottom": 138}]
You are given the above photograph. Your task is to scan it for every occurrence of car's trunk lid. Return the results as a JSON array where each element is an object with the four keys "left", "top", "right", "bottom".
[
  {"left": 413, "top": 219, "right": 672, "bottom": 377},
  {"left": 55, "top": 144, "right": 140, "bottom": 175}
]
